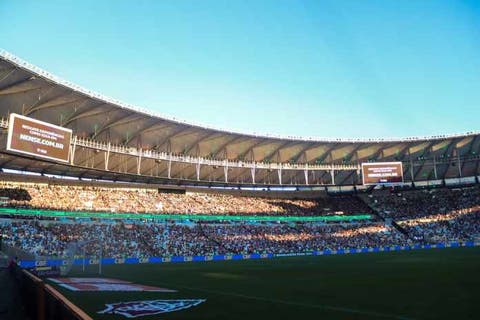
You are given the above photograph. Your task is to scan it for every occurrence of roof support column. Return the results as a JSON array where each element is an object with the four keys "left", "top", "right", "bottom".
[
  {"left": 224, "top": 161, "right": 228, "bottom": 183},
  {"left": 137, "top": 149, "right": 142, "bottom": 175},
  {"left": 196, "top": 159, "right": 201, "bottom": 181},
  {"left": 304, "top": 164, "right": 309, "bottom": 185},
  {"left": 330, "top": 167, "right": 335, "bottom": 185},
  {"left": 357, "top": 166, "right": 361, "bottom": 185},
  {"left": 70, "top": 136, "right": 77, "bottom": 165},
  {"left": 251, "top": 163, "right": 256, "bottom": 184},
  {"left": 433, "top": 156, "right": 438, "bottom": 180},
  {"left": 277, "top": 167, "right": 282, "bottom": 185},
  {"left": 167, "top": 156, "right": 172, "bottom": 179},
  {"left": 457, "top": 152, "right": 462, "bottom": 178},
  {"left": 105, "top": 142, "right": 111, "bottom": 171},
  {"left": 410, "top": 159, "right": 415, "bottom": 182}
]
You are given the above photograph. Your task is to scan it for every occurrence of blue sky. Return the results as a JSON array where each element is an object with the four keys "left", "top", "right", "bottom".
[{"left": 1, "top": 0, "right": 479, "bottom": 139}]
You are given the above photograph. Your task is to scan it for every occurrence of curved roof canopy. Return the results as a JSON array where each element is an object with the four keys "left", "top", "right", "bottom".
[{"left": 0, "top": 50, "right": 479, "bottom": 167}]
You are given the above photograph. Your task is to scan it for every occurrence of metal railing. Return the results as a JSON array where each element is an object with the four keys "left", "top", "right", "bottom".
[{"left": 74, "top": 136, "right": 360, "bottom": 171}]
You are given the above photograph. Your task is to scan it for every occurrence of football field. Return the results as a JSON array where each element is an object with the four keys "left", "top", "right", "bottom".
[{"left": 47, "top": 247, "right": 479, "bottom": 320}]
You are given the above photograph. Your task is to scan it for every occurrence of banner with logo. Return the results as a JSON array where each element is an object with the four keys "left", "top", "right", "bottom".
[{"left": 18, "top": 241, "right": 478, "bottom": 268}]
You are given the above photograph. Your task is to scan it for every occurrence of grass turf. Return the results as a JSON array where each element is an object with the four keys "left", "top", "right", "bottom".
[{"left": 47, "top": 247, "right": 479, "bottom": 320}]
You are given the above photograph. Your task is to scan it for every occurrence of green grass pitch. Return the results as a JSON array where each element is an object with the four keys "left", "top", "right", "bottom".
[{"left": 47, "top": 247, "right": 479, "bottom": 320}]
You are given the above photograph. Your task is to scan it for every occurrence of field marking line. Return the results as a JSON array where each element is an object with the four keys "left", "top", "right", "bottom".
[{"left": 163, "top": 282, "right": 415, "bottom": 320}]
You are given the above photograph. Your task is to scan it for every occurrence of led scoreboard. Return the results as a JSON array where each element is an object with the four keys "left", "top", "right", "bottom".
[
  {"left": 6, "top": 113, "right": 72, "bottom": 163},
  {"left": 361, "top": 162, "right": 404, "bottom": 185}
]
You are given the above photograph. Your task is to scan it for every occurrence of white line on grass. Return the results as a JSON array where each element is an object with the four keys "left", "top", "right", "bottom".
[{"left": 164, "top": 282, "right": 415, "bottom": 320}]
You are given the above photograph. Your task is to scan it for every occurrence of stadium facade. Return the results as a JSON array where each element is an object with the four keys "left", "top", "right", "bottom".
[{"left": 0, "top": 50, "right": 479, "bottom": 187}]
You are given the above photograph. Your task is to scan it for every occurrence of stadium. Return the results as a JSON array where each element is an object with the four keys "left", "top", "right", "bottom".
[
  {"left": 0, "top": 4, "right": 480, "bottom": 320},
  {"left": 0, "top": 49, "right": 479, "bottom": 319}
]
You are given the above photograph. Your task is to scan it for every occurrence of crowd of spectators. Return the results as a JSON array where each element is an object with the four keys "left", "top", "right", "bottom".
[
  {"left": 0, "top": 221, "right": 154, "bottom": 258},
  {"left": 365, "top": 186, "right": 480, "bottom": 219},
  {"left": 365, "top": 186, "right": 480, "bottom": 242},
  {"left": 0, "top": 220, "right": 411, "bottom": 259},
  {"left": 397, "top": 209, "right": 480, "bottom": 242},
  {"left": 1, "top": 182, "right": 478, "bottom": 260},
  {"left": 207, "top": 222, "right": 411, "bottom": 254},
  {"left": 0, "top": 182, "right": 372, "bottom": 216}
]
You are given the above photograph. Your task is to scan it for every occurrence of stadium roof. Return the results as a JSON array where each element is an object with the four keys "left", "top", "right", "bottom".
[{"left": 0, "top": 50, "right": 479, "bottom": 186}]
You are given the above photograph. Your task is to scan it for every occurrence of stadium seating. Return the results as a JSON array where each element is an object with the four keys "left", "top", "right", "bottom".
[
  {"left": 1, "top": 181, "right": 479, "bottom": 260},
  {"left": 0, "top": 220, "right": 411, "bottom": 259},
  {"left": 0, "top": 181, "right": 372, "bottom": 216},
  {"left": 364, "top": 186, "right": 480, "bottom": 242}
]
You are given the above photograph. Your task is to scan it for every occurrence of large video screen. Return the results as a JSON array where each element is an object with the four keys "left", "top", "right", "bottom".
[
  {"left": 361, "top": 162, "right": 404, "bottom": 185},
  {"left": 6, "top": 113, "right": 72, "bottom": 163}
]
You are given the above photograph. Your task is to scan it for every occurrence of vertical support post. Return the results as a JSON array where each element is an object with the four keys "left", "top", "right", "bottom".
[
  {"left": 277, "top": 167, "right": 282, "bottom": 185},
  {"left": 196, "top": 159, "right": 201, "bottom": 181},
  {"left": 105, "top": 142, "right": 111, "bottom": 171},
  {"left": 330, "top": 165, "right": 335, "bottom": 185},
  {"left": 357, "top": 167, "right": 361, "bottom": 185},
  {"left": 457, "top": 152, "right": 462, "bottom": 178},
  {"left": 70, "top": 136, "right": 77, "bottom": 165},
  {"left": 433, "top": 156, "right": 438, "bottom": 180},
  {"left": 304, "top": 164, "right": 309, "bottom": 185},
  {"left": 251, "top": 166, "right": 255, "bottom": 184},
  {"left": 168, "top": 157, "right": 172, "bottom": 179},
  {"left": 137, "top": 148, "right": 142, "bottom": 175},
  {"left": 224, "top": 162, "right": 228, "bottom": 183},
  {"left": 410, "top": 159, "right": 415, "bottom": 182}
]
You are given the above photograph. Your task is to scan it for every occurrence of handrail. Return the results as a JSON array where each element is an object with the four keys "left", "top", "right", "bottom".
[{"left": 75, "top": 136, "right": 361, "bottom": 170}]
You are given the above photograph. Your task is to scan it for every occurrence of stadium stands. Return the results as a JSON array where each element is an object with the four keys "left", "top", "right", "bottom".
[
  {"left": 0, "top": 180, "right": 478, "bottom": 260},
  {"left": 364, "top": 186, "right": 480, "bottom": 219},
  {"left": 0, "top": 220, "right": 412, "bottom": 259},
  {"left": 364, "top": 186, "right": 480, "bottom": 242},
  {"left": 0, "top": 181, "right": 372, "bottom": 216}
]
